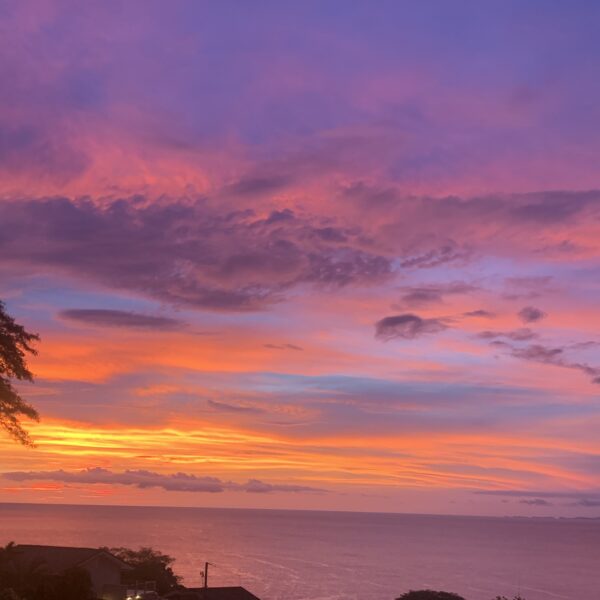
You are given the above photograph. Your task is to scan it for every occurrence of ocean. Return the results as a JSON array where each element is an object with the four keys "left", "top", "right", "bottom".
[{"left": 0, "top": 503, "right": 598, "bottom": 600}]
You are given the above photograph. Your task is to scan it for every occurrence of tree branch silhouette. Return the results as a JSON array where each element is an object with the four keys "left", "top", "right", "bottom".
[{"left": 0, "top": 301, "right": 40, "bottom": 445}]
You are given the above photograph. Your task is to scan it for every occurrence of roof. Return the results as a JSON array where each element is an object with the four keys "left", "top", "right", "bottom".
[
  {"left": 13, "top": 545, "right": 132, "bottom": 573},
  {"left": 165, "top": 587, "right": 261, "bottom": 600}
]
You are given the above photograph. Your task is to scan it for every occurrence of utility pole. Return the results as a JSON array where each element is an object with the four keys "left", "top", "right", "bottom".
[{"left": 202, "top": 561, "right": 214, "bottom": 589}]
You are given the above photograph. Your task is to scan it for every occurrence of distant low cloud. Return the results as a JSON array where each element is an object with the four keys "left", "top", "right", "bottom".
[
  {"left": 519, "top": 498, "right": 552, "bottom": 506},
  {"left": 475, "top": 490, "right": 600, "bottom": 502},
  {"left": 2, "top": 468, "right": 325, "bottom": 494},
  {"left": 571, "top": 498, "right": 600, "bottom": 507},
  {"left": 518, "top": 306, "right": 547, "bottom": 323},
  {"left": 60, "top": 309, "right": 184, "bottom": 330},
  {"left": 375, "top": 314, "right": 448, "bottom": 340}
]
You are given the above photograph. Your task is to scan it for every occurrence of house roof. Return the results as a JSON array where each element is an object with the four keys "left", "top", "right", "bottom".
[
  {"left": 13, "top": 545, "right": 132, "bottom": 573},
  {"left": 164, "top": 586, "right": 261, "bottom": 600}
]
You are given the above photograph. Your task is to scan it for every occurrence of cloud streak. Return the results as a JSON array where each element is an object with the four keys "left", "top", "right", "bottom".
[
  {"left": 60, "top": 309, "right": 184, "bottom": 330},
  {"left": 395, "top": 282, "right": 477, "bottom": 308},
  {"left": 2, "top": 468, "right": 326, "bottom": 494},
  {"left": 510, "top": 344, "right": 600, "bottom": 384}
]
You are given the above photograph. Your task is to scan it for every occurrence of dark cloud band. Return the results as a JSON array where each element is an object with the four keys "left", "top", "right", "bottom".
[{"left": 2, "top": 468, "right": 326, "bottom": 494}]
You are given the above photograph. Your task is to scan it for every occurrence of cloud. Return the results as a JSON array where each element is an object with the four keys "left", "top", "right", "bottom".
[
  {"left": 464, "top": 310, "right": 495, "bottom": 318},
  {"left": 519, "top": 498, "right": 552, "bottom": 506},
  {"left": 59, "top": 309, "right": 184, "bottom": 330},
  {"left": 398, "top": 242, "right": 471, "bottom": 269},
  {"left": 0, "top": 197, "right": 392, "bottom": 312},
  {"left": 510, "top": 344, "right": 600, "bottom": 384},
  {"left": 207, "top": 400, "right": 263, "bottom": 414},
  {"left": 375, "top": 314, "right": 448, "bottom": 340},
  {"left": 478, "top": 328, "right": 538, "bottom": 342},
  {"left": 1, "top": 189, "right": 599, "bottom": 318},
  {"left": 571, "top": 498, "right": 600, "bottom": 507},
  {"left": 242, "top": 478, "right": 324, "bottom": 494},
  {"left": 510, "top": 192, "right": 598, "bottom": 224},
  {"left": 396, "top": 282, "right": 476, "bottom": 308},
  {"left": 264, "top": 343, "right": 303, "bottom": 351},
  {"left": 518, "top": 306, "right": 547, "bottom": 323},
  {"left": 225, "top": 175, "right": 292, "bottom": 197},
  {"left": 2, "top": 468, "right": 325, "bottom": 494},
  {"left": 475, "top": 490, "right": 600, "bottom": 501}
]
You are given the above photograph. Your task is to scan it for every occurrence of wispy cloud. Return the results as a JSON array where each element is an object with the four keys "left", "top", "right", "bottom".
[
  {"left": 60, "top": 309, "right": 184, "bottom": 330},
  {"left": 395, "top": 282, "right": 476, "bottom": 308},
  {"left": 511, "top": 344, "right": 600, "bottom": 384},
  {"left": 478, "top": 328, "right": 538, "bottom": 342},
  {"left": 207, "top": 400, "right": 263, "bottom": 414},
  {"left": 475, "top": 490, "right": 600, "bottom": 501},
  {"left": 264, "top": 343, "right": 303, "bottom": 351}
]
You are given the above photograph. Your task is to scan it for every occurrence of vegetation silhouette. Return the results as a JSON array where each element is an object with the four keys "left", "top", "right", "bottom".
[
  {"left": 396, "top": 591, "right": 466, "bottom": 600},
  {"left": 105, "top": 546, "right": 180, "bottom": 594},
  {"left": 0, "top": 301, "right": 40, "bottom": 445},
  {"left": 396, "top": 592, "right": 528, "bottom": 600}
]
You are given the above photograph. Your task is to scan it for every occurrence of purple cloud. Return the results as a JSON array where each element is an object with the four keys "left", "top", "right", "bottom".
[
  {"left": 2, "top": 468, "right": 325, "bottom": 494},
  {"left": 375, "top": 314, "right": 448, "bottom": 341},
  {"left": 476, "top": 490, "right": 600, "bottom": 502},
  {"left": 510, "top": 344, "right": 600, "bottom": 383},
  {"left": 478, "top": 328, "right": 538, "bottom": 342},
  {"left": 59, "top": 309, "right": 184, "bottom": 330},
  {"left": 207, "top": 400, "right": 263, "bottom": 414},
  {"left": 264, "top": 343, "right": 303, "bottom": 351},
  {"left": 396, "top": 282, "right": 477, "bottom": 308},
  {"left": 519, "top": 498, "right": 552, "bottom": 506},
  {"left": 0, "top": 198, "right": 392, "bottom": 312},
  {"left": 518, "top": 306, "right": 547, "bottom": 323},
  {"left": 463, "top": 310, "right": 495, "bottom": 318}
]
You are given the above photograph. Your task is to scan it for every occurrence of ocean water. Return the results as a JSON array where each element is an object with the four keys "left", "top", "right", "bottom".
[{"left": 0, "top": 504, "right": 598, "bottom": 600}]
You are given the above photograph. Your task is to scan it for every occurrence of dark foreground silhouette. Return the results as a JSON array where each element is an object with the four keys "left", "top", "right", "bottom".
[
  {"left": 1, "top": 542, "right": 527, "bottom": 600},
  {"left": 397, "top": 592, "right": 466, "bottom": 600},
  {"left": 0, "top": 301, "right": 40, "bottom": 446},
  {"left": 396, "top": 591, "right": 526, "bottom": 600}
]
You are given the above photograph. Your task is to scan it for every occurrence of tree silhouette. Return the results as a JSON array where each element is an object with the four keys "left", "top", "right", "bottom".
[
  {"left": 0, "top": 542, "right": 92, "bottom": 600},
  {"left": 396, "top": 591, "right": 466, "bottom": 600},
  {"left": 105, "top": 546, "right": 180, "bottom": 594},
  {"left": 0, "top": 542, "right": 48, "bottom": 595},
  {"left": 0, "top": 301, "right": 40, "bottom": 445}
]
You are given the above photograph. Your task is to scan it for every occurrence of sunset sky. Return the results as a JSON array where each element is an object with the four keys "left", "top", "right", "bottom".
[{"left": 1, "top": 1, "right": 599, "bottom": 516}]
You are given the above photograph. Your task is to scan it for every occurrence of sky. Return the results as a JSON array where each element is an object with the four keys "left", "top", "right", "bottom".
[{"left": 1, "top": 0, "right": 600, "bottom": 517}]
